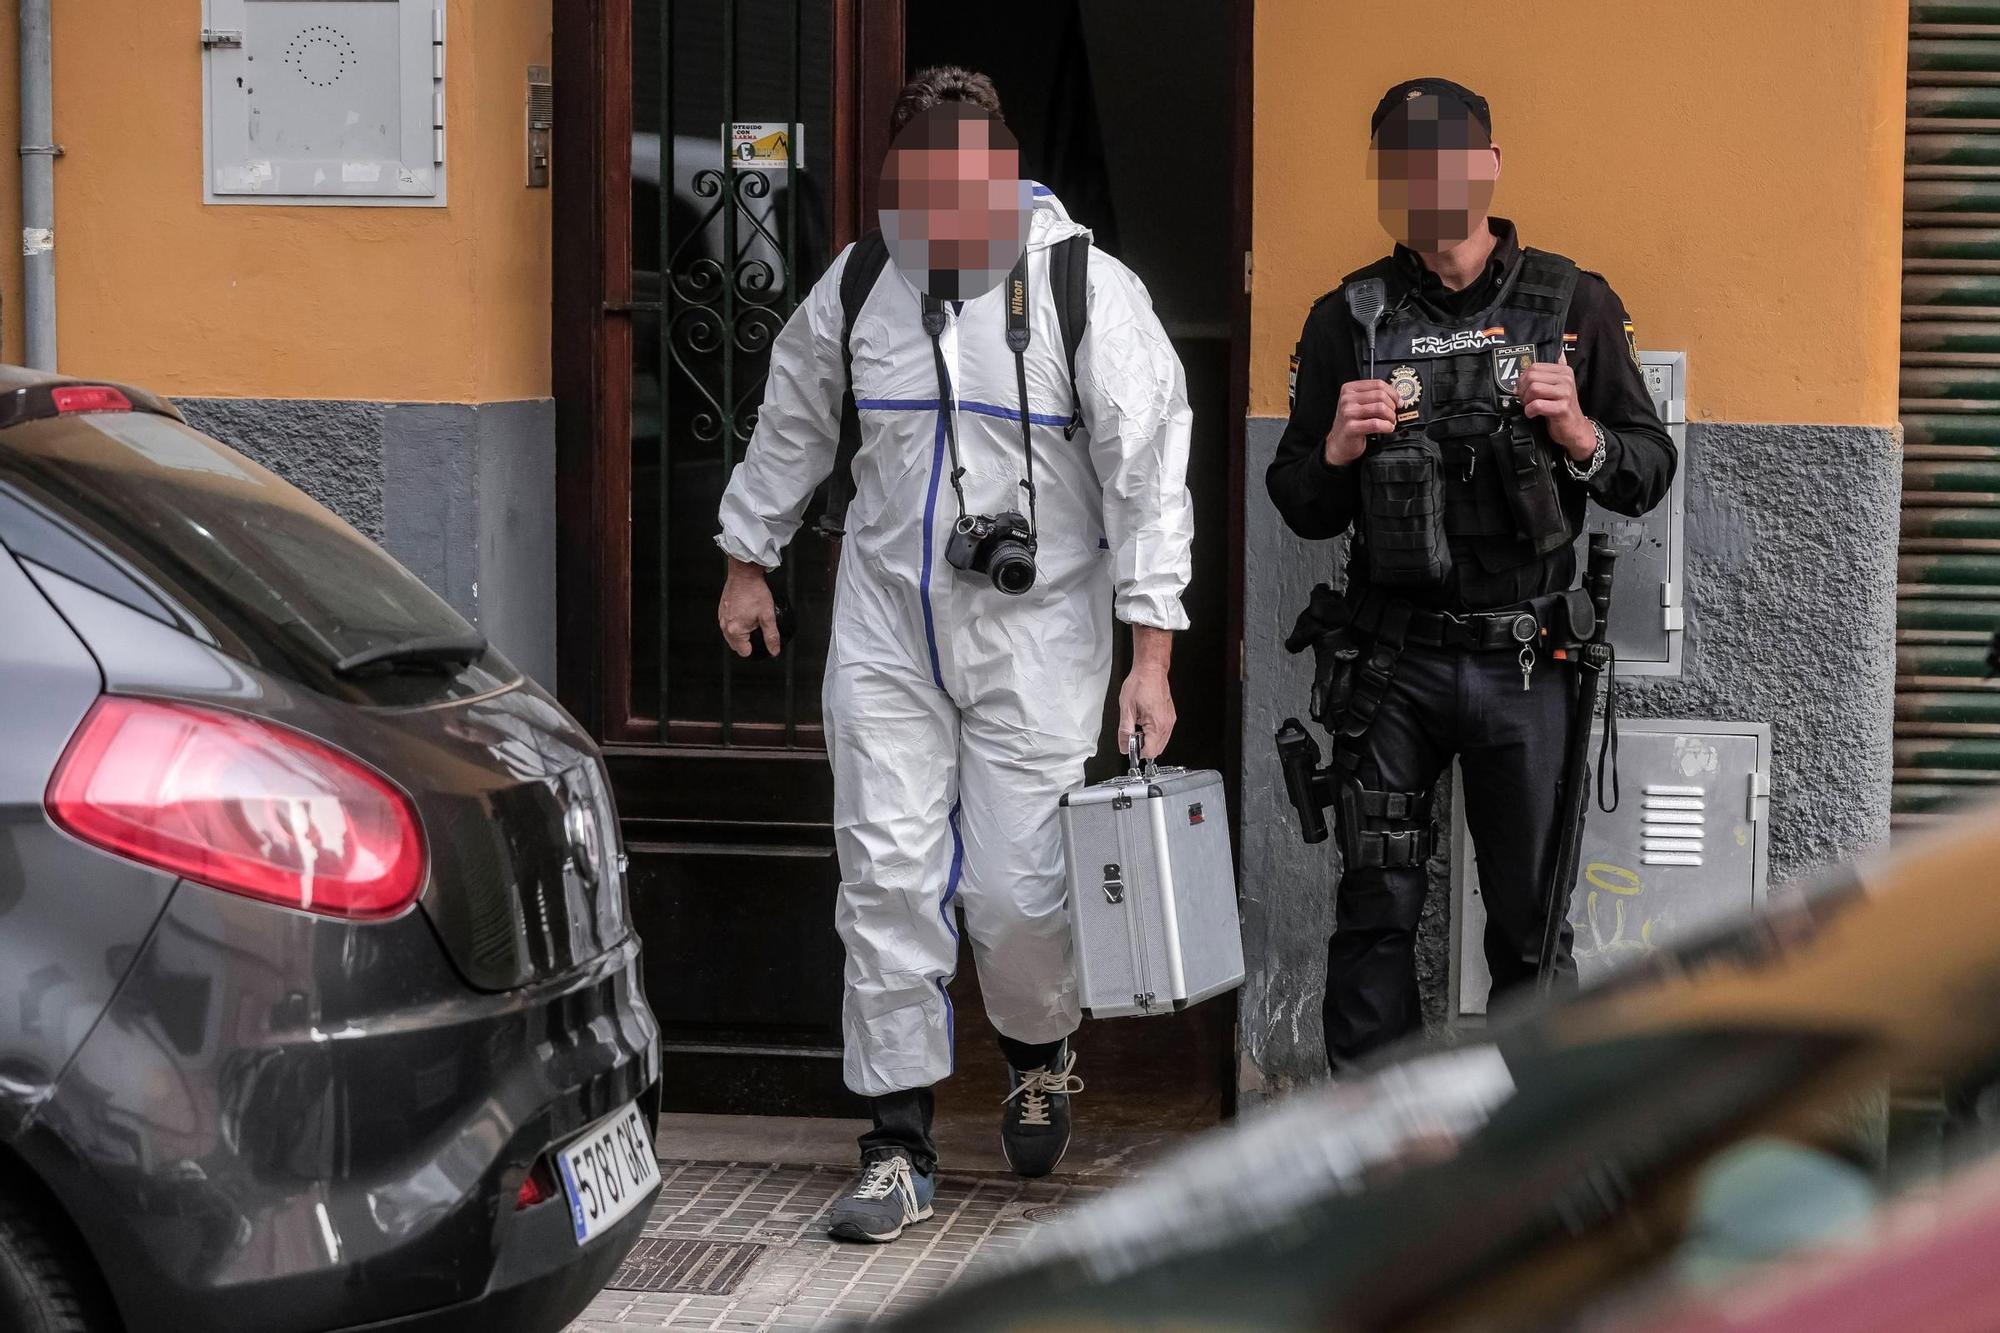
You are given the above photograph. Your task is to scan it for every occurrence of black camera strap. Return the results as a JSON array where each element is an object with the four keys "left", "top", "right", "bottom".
[
  {"left": 917, "top": 256, "right": 1043, "bottom": 538},
  {"left": 1004, "top": 254, "right": 1039, "bottom": 539},
  {"left": 921, "top": 295, "right": 971, "bottom": 521}
]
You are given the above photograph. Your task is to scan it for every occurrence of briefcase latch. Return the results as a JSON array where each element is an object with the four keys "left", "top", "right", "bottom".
[{"left": 1101, "top": 863, "right": 1125, "bottom": 905}]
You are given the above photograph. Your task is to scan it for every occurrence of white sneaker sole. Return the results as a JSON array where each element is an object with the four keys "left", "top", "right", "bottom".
[{"left": 827, "top": 1202, "right": 934, "bottom": 1244}]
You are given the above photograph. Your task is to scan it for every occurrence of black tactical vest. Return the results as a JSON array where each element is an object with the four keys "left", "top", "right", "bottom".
[{"left": 1345, "top": 247, "right": 1581, "bottom": 593}]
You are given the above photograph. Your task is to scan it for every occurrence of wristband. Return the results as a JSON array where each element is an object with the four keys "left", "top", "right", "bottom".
[{"left": 1564, "top": 420, "right": 1608, "bottom": 482}]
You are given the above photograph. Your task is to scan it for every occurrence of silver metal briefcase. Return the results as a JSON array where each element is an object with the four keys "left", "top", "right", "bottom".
[{"left": 1058, "top": 735, "right": 1244, "bottom": 1019}]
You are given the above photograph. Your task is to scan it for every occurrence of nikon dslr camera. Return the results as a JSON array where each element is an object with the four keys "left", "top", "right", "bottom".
[{"left": 946, "top": 510, "right": 1038, "bottom": 595}]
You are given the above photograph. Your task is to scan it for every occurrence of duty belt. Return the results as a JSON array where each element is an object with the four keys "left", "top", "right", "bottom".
[{"left": 1347, "top": 589, "right": 1568, "bottom": 652}]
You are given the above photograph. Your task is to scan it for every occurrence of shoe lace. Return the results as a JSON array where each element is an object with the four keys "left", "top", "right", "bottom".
[
  {"left": 854, "top": 1156, "right": 913, "bottom": 1204},
  {"left": 1002, "top": 1051, "right": 1085, "bottom": 1128}
]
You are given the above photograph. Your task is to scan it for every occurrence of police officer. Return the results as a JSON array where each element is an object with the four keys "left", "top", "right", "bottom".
[{"left": 1267, "top": 78, "right": 1677, "bottom": 1067}]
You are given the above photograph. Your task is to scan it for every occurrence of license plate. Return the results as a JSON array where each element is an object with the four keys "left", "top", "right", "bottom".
[{"left": 555, "top": 1101, "right": 661, "bottom": 1244}]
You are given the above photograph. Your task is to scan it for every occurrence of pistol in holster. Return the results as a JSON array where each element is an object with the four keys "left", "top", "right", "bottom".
[{"left": 1284, "top": 584, "right": 1363, "bottom": 730}]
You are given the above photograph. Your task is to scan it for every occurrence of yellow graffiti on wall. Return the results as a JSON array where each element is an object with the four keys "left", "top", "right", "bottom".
[{"left": 1578, "top": 861, "right": 1664, "bottom": 958}]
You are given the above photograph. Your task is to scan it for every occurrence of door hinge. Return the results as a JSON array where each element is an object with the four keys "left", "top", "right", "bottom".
[
  {"left": 432, "top": 9, "right": 447, "bottom": 163},
  {"left": 201, "top": 28, "right": 243, "bottom": 49},
  {"left": 1238, "top": 639, "right": 1247, "bottom": 682},
  {"left": 1242, "top": 250, "right": 1253, "bottom": 294},
  {"left": 1747, "top": 770, "right": 1770, "bottom": 823}
]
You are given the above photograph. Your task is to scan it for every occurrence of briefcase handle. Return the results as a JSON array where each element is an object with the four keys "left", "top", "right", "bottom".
[{"left": 1126, "top": 726, "right": 1157, "bottom": 780}]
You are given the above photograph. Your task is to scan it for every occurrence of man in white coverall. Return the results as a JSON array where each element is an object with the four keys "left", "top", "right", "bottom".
[{"left": 715, "top": 67, "right": 1193, "bottom": 1244}]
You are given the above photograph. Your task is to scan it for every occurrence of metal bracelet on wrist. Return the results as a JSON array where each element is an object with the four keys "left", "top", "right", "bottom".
[{"left": 1564, "top": 420, "right": 1607, "bottom": 481}]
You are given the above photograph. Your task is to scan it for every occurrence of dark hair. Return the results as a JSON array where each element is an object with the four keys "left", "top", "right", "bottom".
[{"left": 890, "top": 66, "right": 1005, "bottom": 135}]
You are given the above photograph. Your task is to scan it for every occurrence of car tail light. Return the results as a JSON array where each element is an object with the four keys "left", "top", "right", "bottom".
[
  {"left": 49, "top": 385, "right": 132, "bottom": 415},
  {"left": 516, "top": 1161, "right": 557, "bottom": 1210},
  {"left": 47, "top": 697, "right": 425, "bottom": 919}
]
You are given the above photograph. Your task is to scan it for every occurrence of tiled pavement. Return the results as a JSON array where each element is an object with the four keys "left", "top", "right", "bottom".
[{"left": 564, "top": 1160, "right": 1106, "bottom": 1331}]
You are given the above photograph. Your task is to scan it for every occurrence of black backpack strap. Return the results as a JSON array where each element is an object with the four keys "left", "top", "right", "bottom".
[
  {"left": 811, "top": 231, "right": 892, "bottom": 539},
  {"left": 1049, "top": 235, "right": 1091, "bottom": 439}
]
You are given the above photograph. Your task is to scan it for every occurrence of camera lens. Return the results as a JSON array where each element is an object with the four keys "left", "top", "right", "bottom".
[{"left": 990, "top": 542, "right": 1036, "bottom": 595}]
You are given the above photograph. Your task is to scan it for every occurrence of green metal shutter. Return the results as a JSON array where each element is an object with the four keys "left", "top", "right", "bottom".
[{"left": 1900, "top": 3, "right": 2000, "bottom": 828}]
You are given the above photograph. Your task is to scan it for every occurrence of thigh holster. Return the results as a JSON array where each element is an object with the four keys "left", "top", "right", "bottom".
[{"left": 1333, "top": 778, "right": 1435, "bottom": 871}]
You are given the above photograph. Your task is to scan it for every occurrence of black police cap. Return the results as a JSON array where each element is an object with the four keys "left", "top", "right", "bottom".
[{"left": 1370, "top": 78, "right": 1492, "bottom": 140}]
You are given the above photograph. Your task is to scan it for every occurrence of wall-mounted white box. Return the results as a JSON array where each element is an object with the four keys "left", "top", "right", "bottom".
[{"left": 202, "top": 0, "right": 445, "bottom": 206}]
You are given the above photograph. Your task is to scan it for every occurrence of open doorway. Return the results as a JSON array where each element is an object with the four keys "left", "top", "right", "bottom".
[
  {"left": 905, "top": 0, "right": 1247, "bottom": 1140},
  {"left": 555, "top": 0, "right": 1249, "bottom": 1148}
]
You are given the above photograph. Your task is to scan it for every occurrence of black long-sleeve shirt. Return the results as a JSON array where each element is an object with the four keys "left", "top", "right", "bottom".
[{"left": 1267, "top": 219, "right": 1678, "bottom": 611}]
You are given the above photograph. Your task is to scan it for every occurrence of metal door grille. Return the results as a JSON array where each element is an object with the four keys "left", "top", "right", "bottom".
[
  {"left": 630, "top": 0, "right": 833, "bottom": 749},
  {"left": 1899, "top": 2, "right": 2000, "bottom": 828}
]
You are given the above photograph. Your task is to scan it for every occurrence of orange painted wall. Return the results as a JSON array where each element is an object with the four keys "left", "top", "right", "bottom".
[
  {"left": 1251, "top": 1, "right": 1908, "bottom": 426},
  {"left": 1, "top": 0, "right": 550, "bottom": 402}
]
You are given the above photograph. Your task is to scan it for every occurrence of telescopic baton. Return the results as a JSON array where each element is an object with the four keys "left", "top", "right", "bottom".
[{"left": 1536, "top": 533, "right": 1618, "bottom": 994}]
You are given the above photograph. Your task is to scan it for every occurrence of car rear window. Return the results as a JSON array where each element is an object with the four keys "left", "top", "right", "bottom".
[{"left": 0, "top": 411, "right": 481, "bottom": 692}]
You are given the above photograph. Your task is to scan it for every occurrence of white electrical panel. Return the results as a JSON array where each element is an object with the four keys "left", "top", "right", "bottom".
[
  {"left": 1448, "top": 717, "right": 1772, "bottom": 1020},
  {"left": 202, "top": 0, "right": 446, "bottom": 206},
  {"left": 1576, "top": 350, "right": 1688, "bottom": 677}
]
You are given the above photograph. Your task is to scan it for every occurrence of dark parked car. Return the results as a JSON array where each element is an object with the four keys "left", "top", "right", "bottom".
[{"left": 0, "top": 369, "right": 661, "bottom": 1333}]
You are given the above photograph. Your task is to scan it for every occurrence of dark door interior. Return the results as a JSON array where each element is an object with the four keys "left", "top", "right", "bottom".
[{"left": 557, "top": 0, "right": 1244, "bottom": 1123}]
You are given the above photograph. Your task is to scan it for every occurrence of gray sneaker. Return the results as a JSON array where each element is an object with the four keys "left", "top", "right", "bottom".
[
  {"left": 825, "top": 1151, "right": 936, "bottom": 1243},
  {"left": 1001, "top": 1044, "right": 1084, "bottom": 1178}
]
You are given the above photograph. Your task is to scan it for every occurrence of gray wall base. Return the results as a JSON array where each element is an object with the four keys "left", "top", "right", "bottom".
[
  {"left": 1236, "top": 417, "right": 1901, "bottom": 1098},
  {"left": 176, "top": 396, "right": 558, "bottom": 689}
]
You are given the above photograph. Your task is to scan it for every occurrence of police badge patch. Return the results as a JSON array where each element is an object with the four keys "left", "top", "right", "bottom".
[
  {"left": 1492, "top": 344, "right": 1534, "bottom": 402},
  {"left": 1389, "top": 365, "right": 1423, "bottom": 423}
]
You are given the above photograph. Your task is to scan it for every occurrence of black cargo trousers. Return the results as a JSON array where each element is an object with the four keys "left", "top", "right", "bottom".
[{"left": 1324, "top": 634, "right": 1578, "bottom": 1068}]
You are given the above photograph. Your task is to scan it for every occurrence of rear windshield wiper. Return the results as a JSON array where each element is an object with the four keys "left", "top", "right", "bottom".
[{"left": 334, "top": 631, "right": 487, "bottom": 678}]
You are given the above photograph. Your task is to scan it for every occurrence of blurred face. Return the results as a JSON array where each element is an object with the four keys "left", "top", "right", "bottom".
[
  {"left": 879, "top": 105, "right": 1032, "bottom": 300},
  {"left": 1368, "top": 94, "right": 1500, "bottom": 252}
]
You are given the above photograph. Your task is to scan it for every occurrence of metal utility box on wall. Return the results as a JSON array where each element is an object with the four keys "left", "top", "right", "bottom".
[
  {"left": 1577, "top": 351, "right": 1688, "bottom": 677},
  {"left": 1449, "top": 718, "right": 1771, "bottom": 1020},
  {"left": 202, "top": 0, "right": 446, "bottom": 206}
]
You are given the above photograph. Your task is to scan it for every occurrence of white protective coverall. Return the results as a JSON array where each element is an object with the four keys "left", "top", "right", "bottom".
[{"left": 716, "top": 189, "right": 1193, "bottom": 1097}]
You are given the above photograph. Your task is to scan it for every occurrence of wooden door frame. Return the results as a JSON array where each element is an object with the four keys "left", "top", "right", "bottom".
[
  {"left": 1224, "top": 0, "right": 1253, "bottom": 838},
  {"left": 553, "top": 0, "right": 627, "bottom": 742},
  {"left": 552, "top": 0, "right": 902, "bottom": 745},
  {"left": 1222, "top": 0, "right": 1254, "bottom": 1117}
]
